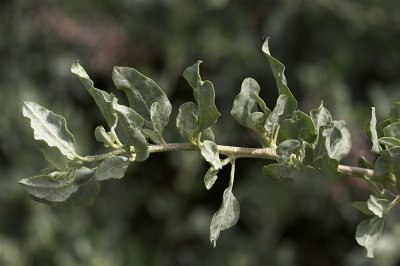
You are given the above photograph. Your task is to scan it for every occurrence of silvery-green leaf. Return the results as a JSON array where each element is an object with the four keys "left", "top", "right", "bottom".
[
  {"left": 112, "top": 66, "right": 172, "bottom": 130},
  {"left": 204, "top": 167, "right": 219, "bottom": 190},
  {"left": 378, "top": 137, "right": 400, "bottom": 147},
  {"left": 39, "top": 143, "right": 69, "bottom": 170},
  {"left": 373, "top": 147, "right": 400, "bottom": 186},
  {"left": 356, "top": 217, "right": 384, "bottom": 258},
  {"left": 95, "top": 156, "right": 130, "bottom": 181},
  {"left": 262, "top": 163, "right": 293, "bottom": 181},
  {"left": 277, "top": 111, "right": 317, "bottom": 144},
  {"left": 262, "top": 37, "right": 297, "bottom": 114},
  {"left": 200, "top": 128, "right": 215, "bottom": 142},
  {"left": 357, "top": 156, "right": 374, "bottom": 170},
  {"left": 383, "top": 122, "right": 400, "bottom": 139},
  {"left": 23, "top": 101, "right": 76, "bottom": 160},
  {"left": 276, "top": 140, "right": 301, "bottom": 164},
  {"left": 312, "top": 126, "right": 339, "bottom": 178},
  {"left": 94, "top": 125, "right": 116, "bottom": 148},
  {"left": 264, "top": 94, "right": 289, "bottom": 135},
  {"left": 113, "top": 103, "right": 149, "bottom": 162},
  {"left": 209, "top": 187, "right": 240, "bottom": 247},
  {"left": 353, "top": 202, "right": 374, "bottom": 216},
  {"left": 367, "top": 195, "right": 389, "bottom": 218},
  {"left": 71, "top": 62, "right": 118, "bottom": 128},
  {"left": 150, "top": 102, "right": 167, "bottom": 144},
  {"left": 141, "top": 128, "right": 163, "bottom": 144},
  {"left": 370, "top": 107, "right": 382, "bottom": 153},
  {"left": 246, "top": 112, "right": 268, "bottom": 136},
  {"left": 19, "top": 171, "right": 77, "bottom": 202},
  {"left": 62, "top": 167, "right": 98, "bottom": 207},
  {"left": 310, "top": 103, "right": 332, "bottom": 133},
  {"left": 183, "top": 61, "right": 221, "bottom": 132},
  {"left": 200, "top": 140, "right": 222, "bottom": 170},
  {"left": 176, "top": 102, "right": 199, "bottom": 142},
  {"left": 330, "top": 120, "right": 351, "bottom": 161},
  {"left": 389, "top": 102, "right": 400, "bottom": 122}
]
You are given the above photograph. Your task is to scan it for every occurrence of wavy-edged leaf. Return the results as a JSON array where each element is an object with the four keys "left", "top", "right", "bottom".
[
  {"left": 183, "top": 61, "right": 221, "bottom": 132},
  {"left": 19, "top": 171, "right": 77, "bottom": 202},
  {"left": 112, "top": 66, "right": 172, "bottom": 130},
  {"left": 312, "top": 126, "right": 339, "bottom": 178},
  {"left": 200, "top": 140, "right": 222, "bottom": 170},
  {"left": 113, "top": 103, "right": 149, "bottom": 162},
  {"left": 356, "top": 217, "right": 384, "bottom": 258},
  {"left": 176, "top": 102, "right": 199, "bottom": 142},
  {"left": 369, "top": 107, "right": 382, "bottom": 153},
  {"left": 330, "top": 120, "right": 351, "bottom": 161},
  {"left": 262, "top": 37, "right": 297, "bottom": 114},
  {"left": 23, "top": 101, "right": 76, "bottom": 160},
  {"left": 95, "top": 156, "right": 130, "bottom": 181},
  {"left": 64, "top": 167, "right": 99, "bottom": 207},
  {"left": 150, "top": 102, "right": 168, "bottom": 144},
  {"left": 383, "top": 122, "right": 400, "bottom": 139},
  {"left": 277, "top": 111, "right": 317, "bottom": 144},
  {"left": 367, "top": 195, "right": 389, "bottom": 218},
  {"left": 204, "top": 166, "right": 219, "bottom": 190},
  {"left": 378, "top": 137, "right": 400, "bottom": 147},
  {"left": 71, "top": 62, "right": 118, "bottom": 128},
  {"left": 94, "top": 125, "right": 116, "bottom": 148},
  {"left": 209, "top": 187, "right": 240, "bottom": 247},
  {"left": 39, "top": 144, "right": 69, "bottom": 170},
  {"left": 276, "top": 140, "right": 301, "bottom": 164},
  {"left": 374, "top": 147, "right": 400, "bottom": 187},
  {"left": 310, "top": 103, "right": 332, "bottom": 134},
  {"left": 264, "top": 94, "right": 289, "bottom": 135}
]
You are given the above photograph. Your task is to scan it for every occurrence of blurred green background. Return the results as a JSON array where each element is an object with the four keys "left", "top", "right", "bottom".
[{"left": 2, "top": 0, "right": 400, "bottom": 265}]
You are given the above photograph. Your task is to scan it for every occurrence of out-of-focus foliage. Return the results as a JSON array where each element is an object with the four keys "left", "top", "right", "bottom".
[{"left": 1, "top": 0, "right": 400, "bottom": 265}]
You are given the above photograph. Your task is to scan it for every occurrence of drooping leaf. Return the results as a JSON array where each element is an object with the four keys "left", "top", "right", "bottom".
[
  {"left": 176, "top": 102, "right": 199, "bottom": 142},
  {"left": 63, "top": 167, "right": 99, "bottom": 207},
  {"left": 389, "top": 102, "right": 400, "bottom": 122},
  {"left": 353, "top": 202, "right": 374, "bottom": 216},
  {"left": 19, "top": 171, "right": 77, "bottom": 202},
  {"left": 113, "top": 103, "right": 149, "bottom": 162},
  {"left": 370, "top": 107, "right": 381, "bottom": 153},
  {"left": 95, "top": 156, "right": 130, "bottom": 181},
  {"left": 71, "top": 62, "right": 118, "bottom": 128},
  {"left": 112, "top": 66, "right": 172, "bottom": 130},
  {"left": 262, "top": 37, "right": 297, "bottom": 114},
  {"left": 356, "top": 217, "right": 385, "bottom": 258},
  {"left": 276, "top": 140, "right": 301, "bottom": 165},
  {"left": 262, "top": 163, "right": 293, "bottom": 181},
  {"left": 378, "top": 137, "right": 400, "bottom": 148},
  {"left": 183, "top": 61, "right": 221, "bottom": 132},
  {"left": 277, "top": 111, "right": 317, "bottom": 143},
  {"left": 23, "top": 101, "right": 76, "bottom": 160},
  {"left": 204, "top": 167, "right": 219, "bottom": 190},
  {"left": 367, "top": 195, "right": 389, "bottom": 218},
  {"left": 383, "top": 122, "right": 400, "bottom": 139},
  {"left": 200, "top": 140, "right": 222, "bottom": 170},
  {"left": 209, "top": 187, "right": 240, "bottom": 247},
  {"left": 310, "top": 103, "right": 332, "bottom": 133}
]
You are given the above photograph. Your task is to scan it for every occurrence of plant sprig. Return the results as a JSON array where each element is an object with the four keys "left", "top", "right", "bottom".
[{"left": 20, "top": 38, "right": 400, "bottom": 258}]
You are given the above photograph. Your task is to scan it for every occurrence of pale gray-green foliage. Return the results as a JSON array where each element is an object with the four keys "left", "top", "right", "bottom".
[{"left": 20, "top": 38, "right": 400, "bottom": 256}]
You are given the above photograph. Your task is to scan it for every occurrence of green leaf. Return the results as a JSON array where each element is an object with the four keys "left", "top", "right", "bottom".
[
  {"left": 204, "top": 167, "right": 219, "bottom": 190},
  {"left": 383, "top": 122, "right": 400, "bottom": 139},
  {"left": 71, "top": 62, "right": 118, "bottom": 128},
  {"left": 367, "top": 195, "right": 389, "bottom": 218},
  {"left": 356, "top": 217, "right": 384, "bottom": 258},
  {"left": 183, "top": 61, "right": 221, "bottom": 132},
  {"left": 23, "top": 101, "right": 76, "bottom": 160},
  {"left": 299, "top": 141, "right": 314, "bottom": 166},
  {"left": 389, "top": 102, "right": 400, "bottom": 122},
  {"left": 94, "top": 125, "right": 117, "bottom": 148},
  {"left": 113, "top": 103, "right": 149, "bottom": 162},
  {"left": 357, "top": 156, "right": 374, "bottom": 170},
  {"left": 374, "top": 147, "right": 400, "bottom": 187},
  {"left": 112, "top": 66, "right": 172, "bottom": 130},
  {"left": 150, "top": 102, "right": 168, "bottom": 144},
  {"left": 200, "top": 140, "right": 222, "bottom": 170},
  {"left": 231, "top": 78, "right": 269, "bottom": 131},
  {"left": 312, "top": 126, "right": 339, "bottom": 178},
  {"left": 95, "top": 156, "right": 130, "bottom": 181},
  {"left": 353, "top": 202, "right": 374, "bottom": 216},
  {"left": 330, "top": 120, "right": 351, "bottom": 161},
  {"left": 209, "top": 187, "right": 240, "bottom": 247},
  {"left": 378, "top": 137, "right": 400, "bottom": 148},
  {"left": 276, "top": 140, "right": 301, "bottom": 164},
  {"left": 369, "top": 107, "right": 381, "bottom": 153},
  {"left": 200, "top": 128, "right": 215, "bottom": 142},
  {"left": 246, "top": 112, "right": 268, "bottom": 137},
  {"left": 64, "top": 167, "right": 99, "bottom": 207},
  {"left": 310, "top": 103, "right": 332, "bottom": 133},
  {"left": 19, "top": 171, "right": 77, "bottom": 202},
  {"left": 262, "top": 163, "right": 293, "bottom": 181},
  {"left": 262, "top": 37, "right": 297, "bottom": 114},
  {"left": 176, "top": 102, "right": 199, "bottom": 142},
  {"left": 277, "top": 111, "right": 317, "bottom": 143}
]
